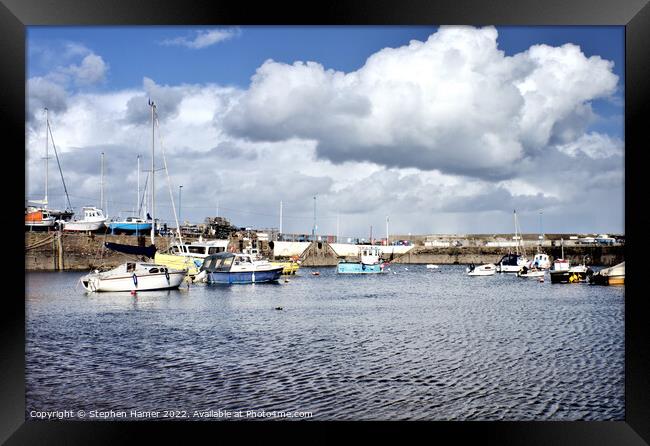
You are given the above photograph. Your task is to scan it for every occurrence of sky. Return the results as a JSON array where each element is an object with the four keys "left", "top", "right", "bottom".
[{"left": 25, "top": 26, "right": 625, "bottom": 237}]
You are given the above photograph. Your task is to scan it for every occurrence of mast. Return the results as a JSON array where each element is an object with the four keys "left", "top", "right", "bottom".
[
  {"left": 149, "top": 100, "right": 156, "bottom": 244},
  {"left": 100, "top": 152, "right": 105, "bottom": 211},
  {"left": 137, "top": 155, "right": 140, "bottom": 215},
  {"left": 312, "top": 196, "right": 316, "bottom": 240},
  {"left": 279, "top": 200, "right": 283, "bottom": 235},
  {"left": 386, "top": 216, "right": 389, "bottom": 246},
  {"left": 513, "top": 210, "right": 519, "bottom": 256},
  {"left": 44, "top": 108, "right": 49, "bottom": 208}
]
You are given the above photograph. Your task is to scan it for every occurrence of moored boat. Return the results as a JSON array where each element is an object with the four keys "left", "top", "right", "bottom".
[
  {"left": 200, "top": 252, "right": 284, "bottom": 284},
  {"left": 516, "top": 265, "right": 546, "bottom": 278},
  {"left": 497, "top": 253, "right": 529, "bottom": 273},
  {"left": 155, "top": 238, "right": 229, "bottom": 277},
  {"left": 589, "top": 261, "right": 625, "bottom": 286},
  {"left": 466, "top": 263, "right": 496, "bottom": 276},
  {"left": 80, "top": 262, "right": 187, "bottom": 292},
  {"left": 337, "top": 246, "right": 385, "bottom": 274}
]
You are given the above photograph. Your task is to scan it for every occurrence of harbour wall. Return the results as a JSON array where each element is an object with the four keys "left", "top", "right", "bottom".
[
  {"left": 25, "top": 232, "right": 171, "bottom": 271},
  {"left": 391, "top": 246, "right": 625, "bottom": 267},
  {"left": 25, "top": 233, "right": 625, "bottom": 271}
]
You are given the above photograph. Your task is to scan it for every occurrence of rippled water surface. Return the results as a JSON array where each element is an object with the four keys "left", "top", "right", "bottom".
[{"left": 26, "top": 265, "right": 624, "bottom": 420}]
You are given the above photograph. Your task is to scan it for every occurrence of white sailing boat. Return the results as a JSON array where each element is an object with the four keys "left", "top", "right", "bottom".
[
  {"left": 80, "top": 262, "right": 186, "bottom": 292},
  {"left": 497, "top": 210, "right": 529, "bottom": 273},
  {"left": 93, "top": 100, "right": 189, "bottom": 291},
  {"left": 63, "top": 152, "right": 107, "bottom": 232}
]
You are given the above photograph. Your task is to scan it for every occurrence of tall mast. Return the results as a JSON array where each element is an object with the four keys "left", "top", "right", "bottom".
[
  {"left": 44, "top": 108, "right": 49, "bottom": 208},
  {"left": 149, "top": 100, "right": 156, "bottom": 244},
  {"left": 100, "top": 152, "right": 104, "bottom": 211},
  {"left": 279, "top": 200, "right": 283, "bottom": 235},
  {"left": 137, "top": 155, "right": 140, "bottom": 215},
  {"left": 513, "top": 210, "right": 519, "bottom": 256},
  {"left": 312, "top": 196, "right": 316, "bottom": 240}
]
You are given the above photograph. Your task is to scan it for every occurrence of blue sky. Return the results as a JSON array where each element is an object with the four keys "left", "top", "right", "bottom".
[{"left": 26, "top": 26, "right": 625, "bottom": 235}]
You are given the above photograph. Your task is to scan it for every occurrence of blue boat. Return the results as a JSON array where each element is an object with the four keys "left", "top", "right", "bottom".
[
  {"left": 200, "top": 252, "right": 284, "bottom": 284},
  {"left": 337, "top": 246, "right": 385, "bottom": 274},
  {"left": 108, "top": 217, "right": 152, "bottom": 235}
]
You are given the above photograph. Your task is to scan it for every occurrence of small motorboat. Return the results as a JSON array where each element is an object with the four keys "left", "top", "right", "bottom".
[
  {"left": 81, "top": 262, "right": 187, "bottom": 292},
  {"left": 516, "top": 265, "right": 545, "bottom": 278},
  {"left": 200, "top": 252, "right": 284, "bottom": 284},
  {"left": 466, "top": 263, "right": 496, "bottom": 276},
  {"left": 426, "top": 264, "right": 439, "bottom": 269}
]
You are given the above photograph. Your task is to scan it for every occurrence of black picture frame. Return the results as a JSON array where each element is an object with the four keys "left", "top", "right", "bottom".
[{"left": 5, "top": 0, "right": 649, "bottom": 443}]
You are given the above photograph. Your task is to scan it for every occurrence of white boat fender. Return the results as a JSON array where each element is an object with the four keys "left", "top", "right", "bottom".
[{"left": 133, "top": 273, "right": 138, "bottom": 287}]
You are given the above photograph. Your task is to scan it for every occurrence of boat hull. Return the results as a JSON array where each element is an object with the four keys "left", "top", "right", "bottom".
[
  {"left": 337, "top": 262, "right": 384, "bottom": 274},
  {"left": 154, "top": 253, "right": 202, "bottom": 276},
  {"left": 206, "top": 268, "right": 283, "bottom": 284},
  {"left": 550, "top": 271, "right": 587, "bottom": 283},
  {"left": 109, "top": 222, "right": 152, "bottom": 233},
  {"left": 64, "top": 221, "right": 106, "bottom": 231},
  {"left": 81, "top": 270, "right": 186, "bottom": 292}
]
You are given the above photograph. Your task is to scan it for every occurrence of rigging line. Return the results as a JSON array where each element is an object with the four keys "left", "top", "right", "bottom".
[
  {"left": 154, "top": 112, "right": 184, "bottom": 247},
  {"left": 47, "top": 120, "right": 73, "bottom": 211}
]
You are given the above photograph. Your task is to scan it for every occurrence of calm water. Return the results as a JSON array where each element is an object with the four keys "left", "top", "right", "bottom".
[{"left": 25, "top": 265, "right": 624, "bottom": 421}]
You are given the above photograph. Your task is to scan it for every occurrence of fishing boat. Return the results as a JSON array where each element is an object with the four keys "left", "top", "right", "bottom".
[
  {"left": 497, "top": 210, "right": 529, "bottom": 273},
  {"left": 63, "top": 206, "right": 107, "bottom": 232},
  {"left": 154, "top": 238, "right": 229, "bottom": 277},
  {"left": 589, "top": 261, "right": 625, "bottom": 286},
  {"left": 549, "top": 241, "right": 592, "bottom": 283},
  {"left": 199, "top": 252, "right": 284, "bottom": 284},
  {"left": 337, "top": 246, "right": 385, "bottom": 274},
  {"left": 80, "top": 262, "right": 187, "bottom": 292},
  {"left": 466, "top": 263, "right": 496, "bottom": 276},
  {"left": 25, "top": 207, "right": 57, "bottom": 230}
]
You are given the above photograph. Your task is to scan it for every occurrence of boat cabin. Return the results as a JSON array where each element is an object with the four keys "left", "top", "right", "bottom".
[
  {"left": 201, "top": 252, "right": 254, "bottom": 272},
  {"left": 169, "top": 239, "right": 229, "bottom": 258},
  {"left": 360, "top": 246, "right": 382, "bottom": 265}
]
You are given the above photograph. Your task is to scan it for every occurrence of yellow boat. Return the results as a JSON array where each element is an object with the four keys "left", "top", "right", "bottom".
[
  {"left": 154, "top": 239, "right": 229, "bottom": 278},
  {"left": 271, "top": 260, "right": 300, "bottom": 275}
]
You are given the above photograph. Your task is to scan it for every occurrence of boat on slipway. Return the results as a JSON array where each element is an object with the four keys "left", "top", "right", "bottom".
[
  {"left": 337, "top": 246, "right": 385, "bottom": 274},
  {"left": 466, "top": 263, "right": 496, "bottom": 276},
  {"left": 63, "top": 206, "right": 107, "bottom": 232},
  {"left": 108, "top": 216, "right": 152, "bottom": 235},
  {"left": 200, "top": 252, "right": 284, "bottom": 284},
  {"left": 80, "top": 262, "right": 187, "bottom": 292}
]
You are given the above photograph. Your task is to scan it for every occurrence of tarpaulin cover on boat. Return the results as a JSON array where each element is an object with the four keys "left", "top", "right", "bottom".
[{"left": 104, "top": 242, "right": 157, "bottom": 258}]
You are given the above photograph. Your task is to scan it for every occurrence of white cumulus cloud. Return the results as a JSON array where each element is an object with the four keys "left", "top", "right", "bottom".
[{"left": 224, "top": 26, "right": 619, "bottom": 181}]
